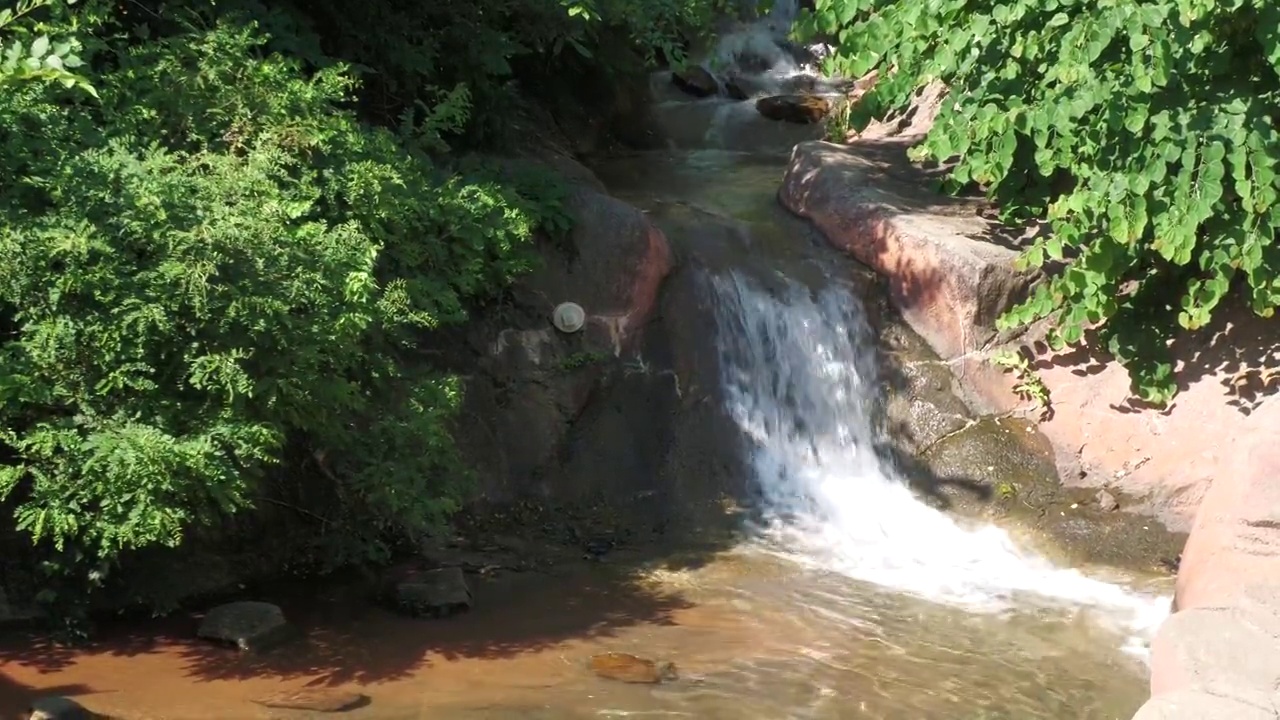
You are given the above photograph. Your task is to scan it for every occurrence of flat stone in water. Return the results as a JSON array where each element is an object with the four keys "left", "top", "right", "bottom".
[
  {"left": 589, "top": 652, "right": 678, "bottom": 684},
  {"left": 196, "top": 600, "right": 292, "bottom": 652},
  {"left": 253, "top": 689, "right": 368, "bottom": 712}
]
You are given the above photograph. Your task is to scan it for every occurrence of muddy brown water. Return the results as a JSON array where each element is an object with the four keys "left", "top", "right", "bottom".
[
  {"left": 1, "top": 551, "right": 1161, "bottom": 720},
  {"left": 1, "top": 117, "right": 1171, "bottom": 719}
]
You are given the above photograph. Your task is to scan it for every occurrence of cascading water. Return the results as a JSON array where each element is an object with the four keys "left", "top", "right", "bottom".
[{"left": 708, "top": 269, "right": 1170, "bottom": 654}]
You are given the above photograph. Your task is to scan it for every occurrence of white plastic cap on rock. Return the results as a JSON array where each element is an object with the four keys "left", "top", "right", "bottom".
[{"left": 552, "top": 302, "right": 586, "bottom": 333}]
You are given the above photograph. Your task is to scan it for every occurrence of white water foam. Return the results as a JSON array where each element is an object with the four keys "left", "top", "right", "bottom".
[{"left": 708, "top": 270, "right": 1170, "bottom": 655}]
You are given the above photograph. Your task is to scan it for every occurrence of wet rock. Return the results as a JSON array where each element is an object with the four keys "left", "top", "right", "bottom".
[
  {"left": 27, "top": 696, "right": 94, "bottom": 720},
  {"left": 589, "top": 652, "right": 678, "bottom": 683},
  {"left": 756, "top": 94, "right": 831, "bottom": 124},
  {"left": 1131, "top": 690, "right": 1274, "bottom": 720},
  {"left": 671, "top": 66, "right": 718, "bottom": 98},
  {"left": 1096, "top": 489, "right": 1119, "bottom": 512},
  {"left": 724, "top": 77, "right": 749, "bottom": 101},
  {"left": 780, "top": 140, "right": 1038, "bottom": 359},
  {"left": 884, "top": 357, "right": 972, "bottom": 454},
  {"left": 253, "top": 689, "right": 369, "bottom": 713},
  {"left": 918, "top": 417, "right": 1056, "bottom": 506},
  {"left": 388, "top": 567, "right": 472, "bottom": 619},
  {"left": 197, "top": 600, "right": 293, "bottom": 652}
]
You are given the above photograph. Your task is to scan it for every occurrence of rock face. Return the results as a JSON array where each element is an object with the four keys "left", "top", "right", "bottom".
[
  {"left": 588, "top": 652, "right": 678, "bottom": 683},
  {"left": 196, "top": 601, "right": 292, "bottom": 652},
  {"left": 956, "top": 301, "right": 1280, "bottom": 532},
  {"left": 1131, "top": 400, "right": 1280, "bottom": 719},
  {"left": 780, "top": 140, "right": 1038, "bottom": 360},
  {"left": 756, "top": 94, "right": 831, "bottom": 124},
  {"left": 445, "top": 156, "right": 676, "bottom": 507},
  {"left": 386, "top": 566, "right": 472, "bottom": 619}
]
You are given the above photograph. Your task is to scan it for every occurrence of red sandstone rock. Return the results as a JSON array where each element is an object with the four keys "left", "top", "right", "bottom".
[
  {"left": 1148, "top": 606, "right": 1280, "bottom": 706},
  {"left": 779, "top": 139, "right": 1038, "bottom": 360},
  {"left": 1174, "top": 404, "right": 1280, "bottom": 610},
  {"left": 949, "top": 303, "right": 1280, "bottom": 533},
  {"left": 1140, "top": 399, "right": 1280, "bottom": 719},
  {"left": 1131, "top": 689, "right": 1274, "bottom": 720}
]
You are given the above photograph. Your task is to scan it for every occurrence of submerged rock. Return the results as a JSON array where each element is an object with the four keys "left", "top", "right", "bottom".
[
  {"left": 589, "top": 652, "right": 678, "bottom": 683},
  {"left": 253, "top": 689, "right": 369, "bottom": 713},
  {"left": 27, "top": 696, "right": 94, "bottom": 720},
  {"left": 671, "top": 66, "right": 718, "bottom": 98},
  {"left": 1096, "top": 489, "right": 1119, "bottom": 512},
  {"left": 756, "top": 94, "right": 831, "bottom": 124},
  {"left": 197, "top": 600, "right": 293, "bottom": 652},
  {"left": 388, "top": 566, "right": 472, "bottom": 618}
]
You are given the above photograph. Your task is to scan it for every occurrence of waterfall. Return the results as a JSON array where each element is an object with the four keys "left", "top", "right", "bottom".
[{"left": 708, "top": 270, "right": 1170, "bottom": 653}]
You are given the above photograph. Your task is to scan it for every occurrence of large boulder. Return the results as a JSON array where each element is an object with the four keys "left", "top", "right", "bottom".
[
  {"left": 445, "top": 158, "right": 675, "bottom": 504},
  {"left": 1174, "top": 402, "right": 1280, "bottom": 611},
  {"left": 1148, "top": 606, "right": 1280, "bottom": 709},
  {"left": 779, "top": 140, "right": 1038, "bottom": 360},
  {"left": 1138, "top": 400, "right": 1280, "bottom": 718},
  {"left": 1131, "top": 690, "right": 1275, "bottom": 720}
]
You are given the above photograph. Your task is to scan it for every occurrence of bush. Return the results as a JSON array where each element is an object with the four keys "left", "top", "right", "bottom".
[
  {"left": 800, "top": 0, "right": 1280, "bottom": 404},
  {"left": 0, "top": 5, "right": 573, "bottom": 592}
]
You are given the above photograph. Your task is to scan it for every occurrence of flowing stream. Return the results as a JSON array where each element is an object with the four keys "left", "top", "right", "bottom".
[{"left": 713, "top": 271, "right": 1166, "bottom": 638}]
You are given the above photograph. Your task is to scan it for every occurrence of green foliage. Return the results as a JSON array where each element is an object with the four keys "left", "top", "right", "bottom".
[
  {"left": 0, "top": 5, "right": 574, "bottom": 590},
  {"left": 801, "top": 0, "right": 1280, "bottom": 405},
  {"left": 277, "top": 0, "right": 720, "bottom": 146},
  {"left": 0, "top": 0, "right": 94, "bottom": 95}
]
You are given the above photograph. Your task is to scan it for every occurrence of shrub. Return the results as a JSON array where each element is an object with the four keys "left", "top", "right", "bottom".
[
  {"left": 0, "top": 7, "right": 570, "bottom": 585},
  {"left": 800, "top": 0, "right": 1280, "bottom": 404}
]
